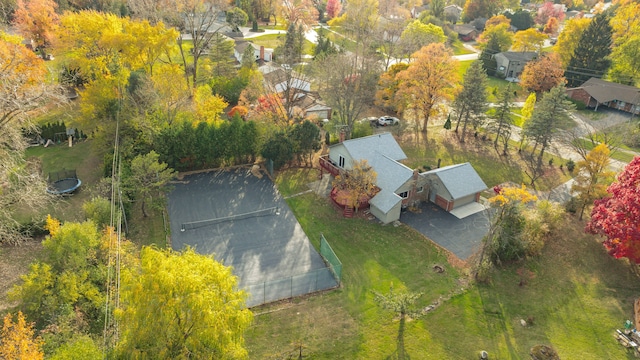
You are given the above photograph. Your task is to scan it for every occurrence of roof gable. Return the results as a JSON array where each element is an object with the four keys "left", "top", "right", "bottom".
[
  {"left": 425, "top": 163, "right": 487, "bottom": 199},
  {"left": 370, "top": 190, "right": 402, "bottom": 212}
]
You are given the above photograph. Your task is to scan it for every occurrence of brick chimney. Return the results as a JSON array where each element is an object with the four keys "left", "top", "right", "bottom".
[
  {"left": 260, "top": 46, "right": 265, "bottom": 61},
  {"left": 339, "top": 129, "right": 345, "bottom": 143}
]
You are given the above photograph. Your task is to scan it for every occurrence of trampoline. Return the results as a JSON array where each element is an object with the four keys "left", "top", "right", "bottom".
[{"left": 47, "top": 169, "right": 82, "bottom": 195}]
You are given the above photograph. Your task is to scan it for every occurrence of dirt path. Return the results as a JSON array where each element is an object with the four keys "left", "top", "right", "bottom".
[{"left": 0, "top": 239, "right": 43, "bottom": 313}]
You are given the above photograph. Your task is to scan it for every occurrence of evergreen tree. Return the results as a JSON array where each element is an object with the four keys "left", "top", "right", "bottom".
[
  {"left": 523, "top": 85, "right": 575, "bottom": 169},
  {"left": 453, "top": 61, "right": 488, "bottom": 142},
  {"left": 566, "top": 13, "right": 612, "bottom": 87},
  {"left": 489, "top": 84, "right": 514, "bottom": 155}
]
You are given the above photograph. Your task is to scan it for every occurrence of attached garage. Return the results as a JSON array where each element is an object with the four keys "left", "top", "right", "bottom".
[{"left": 423, "top": 163, "right": 487, "bottom": 211}]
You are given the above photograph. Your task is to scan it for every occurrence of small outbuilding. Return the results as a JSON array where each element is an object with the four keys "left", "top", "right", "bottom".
[{"left": 421, "top": 163, "right": 488, "bottom": 212}]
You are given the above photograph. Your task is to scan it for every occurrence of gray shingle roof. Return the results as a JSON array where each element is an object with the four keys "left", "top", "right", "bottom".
[
  {"left": 337, "top": 132, "right": 407, "bottom": 162},
  {"left": 574, "top": 77, "right": 640, "bottom": 105},
  {"left": 497, "top": 51, "right": 537, "bottom": 62},
  {"left": 425, "top": 163, "right": 487, "bottom": 199},
  {"left": 369, "top": 190, "right": 402, "bottom": 213},
  {"left": 332, "top": 133, "right": 412, "bottom": 192}
]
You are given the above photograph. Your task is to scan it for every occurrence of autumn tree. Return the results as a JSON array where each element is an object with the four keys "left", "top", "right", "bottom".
[
  {"left": 554, "top": 17, "right": 590, "bottom": 68},
  {"left": 586, "top": 157, "right": 640, "bottom": 263},
  {"left": 280, "top": 0, "right": 318, "bottom": 28},
  {"left": 332, "top": 159, "right": 378, "bottom": 211},
  {"left": 462, "top": 0, "right": 503, "bottom": 23},
  {"left": 523, "top": 84, "right": 574, "bottom": 172},
  {"left": 520, "top": 53, "right": 566, "bottom": 95},
  {"left": 566, "top": 13, "right": 612, "bottom": 87},
  {"left": 12, "top": 0, "right": 58, "bottom": 49},
  {"left": 571, "top": 144, "right": 614, "bottom": 220},
  {"left": 176, "top": 0, "right": 230, "bottom": 88},
  {"left": 512, "top": 28, "right": 547, "bottom": 53},
  {"left": 543, "top": 17, "right": 559, "bottom": 35},
  {"left": 326, "top": 0, "right": 341, "bottom": 19},
  {"left": 313, "top": 52, "right": 381, "bottom": 139},
  {"left": 149, "top": 63, "right": 191, "bottom": 125},
  {"left": 125, "top": 151, "right": 176, "bottom": 218},
  {"left": 375, "top": 63, "right": 408, "bottom": 112},
  {"left": 396, "top": 43, "right": 459, "bottom": 139},
  {"left": 518, "top": 92, "right": 536, "bottom": 150},
  {"left": 0, "top": 312, "right": 44, "bottom": 360},
  {"left": 535, "top": 1, "right": 564, "bottom": 26},
  {"left": 485, "top": 14, "right": 510, "bottom": 29},
  {"left": 193, "top": 84, "right": 228, "bottom": 125},
  {"left": 479, "top": 185, "right": 538, "bottom": 273},
  {"left": 399, "top": 20, "right": 445, "bottom": 59},
  {"left": 608, "top": 3, "right": 640, "bottom": 86},
  {"left": 452, "top": 60, "right": 488, "bottom": 142},
  {"left": 329, "top": 0, "right": 378, "bottom": 49},
  {"left": 117, "top": 247, "right": 253, "bottom": 358},
  {"left": 487, "top": 84, "right": 514, "bottom": 155},
  {"left": 0, "top": 32, "right": 64, "bottom": 245}
]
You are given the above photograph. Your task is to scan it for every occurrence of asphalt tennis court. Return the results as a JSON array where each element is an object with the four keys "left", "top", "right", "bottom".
[{"left": 168, "top": 169, "right": 337, "bottom": 307}]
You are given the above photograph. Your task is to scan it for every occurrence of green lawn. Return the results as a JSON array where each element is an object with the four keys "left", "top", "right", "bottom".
[
  {"left": 450, "top": 41, "right": 474, "bottom": 55},
  {"left": 457, "top": 60, "right": 525, "bottom": 103},
  {"left": 248, "top": 34, "right": 315, "bottom": 56},
  {"left": 318, "top": 27, "right": 357, "bottom": 53},
  {"left": 245, "top": 168, "right": 640, "bottom": 359},
  {"left": 573, "top": 138, "right": 637, "bottom": 163},
  {"left": 24, "top": 140, "right": 167, "bottom": 248}
]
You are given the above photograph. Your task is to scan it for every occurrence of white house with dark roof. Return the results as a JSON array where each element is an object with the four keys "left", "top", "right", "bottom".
[{"left": 321, "top": 133, "right": 487, "bottom": 224}]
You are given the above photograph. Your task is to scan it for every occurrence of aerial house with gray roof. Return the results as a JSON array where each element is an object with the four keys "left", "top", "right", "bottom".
[{"left": 319, "top": 133, "right": 487, "bottom": 224}]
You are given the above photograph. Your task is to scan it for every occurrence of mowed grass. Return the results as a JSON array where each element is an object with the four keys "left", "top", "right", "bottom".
[
  {"left": 457, "top": 60, "right": 526, "bottom": 103},
  {"left": 24, "top": 141, "right": 102, "bottom": 222},
  {"left": 246, "top": 168, "right": 640, "bottom": 359},
  {"left": 248, "top": 34, "right": 315, "bottom": 56},
  {"left": 246, "top": 177, "right": 462, "bottom": 358}
]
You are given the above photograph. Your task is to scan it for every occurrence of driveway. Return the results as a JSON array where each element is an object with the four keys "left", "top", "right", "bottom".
[{"left": 400, "top": 202, "right": 491, "bottom": 260}]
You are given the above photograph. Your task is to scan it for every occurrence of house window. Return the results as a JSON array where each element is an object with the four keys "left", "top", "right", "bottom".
[
  {"left": 417, "top": 186, "right": 424, "bottom": 193},
  {"left": 399, "top": 191, "right": 408, "bottom": 199},
  {"left": 338, "top": 155, "right": 345, "bottom": 168}
]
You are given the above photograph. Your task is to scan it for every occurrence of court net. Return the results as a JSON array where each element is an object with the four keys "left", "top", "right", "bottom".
[{"left": 180, "top": 207, "right": 279, "bottom": 231}]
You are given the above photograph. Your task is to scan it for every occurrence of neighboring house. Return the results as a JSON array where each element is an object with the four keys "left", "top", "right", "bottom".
[
  {"left": 417, "top": 163, "right": 488, "bottom": 212},
  {"left": 234, "top": 40, "right": 273, "bottom": 63},
  {"left": 567, "top": 77, "right": 640, "bottom": 114},
  {"left": 453, "top": 24, "right": 478, "bottom": 41},
  {"left": 263, "top": 68, "right": 311, "bottom": 93},
  {"left": 411, "top": 5, "right": 429, "bottom": 18},
  {"left": 444, "top": 5, "right": 463, "bottom": 23},
  {"left": 492, "top": 51, "right": 537, "bottom": 79},
  {"left": 319, "top": 134, "right": 487, "bottom": 224},
  {"left": 21, "top": 38, "right": 35, "bottom": 51},
  {"left": 290, "top": 92, "right": 332, "bottom": 120}
]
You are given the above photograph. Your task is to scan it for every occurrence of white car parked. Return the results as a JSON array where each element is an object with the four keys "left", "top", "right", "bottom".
[{"left": 377, "top": 116, "right": 400, "bottom": 126}]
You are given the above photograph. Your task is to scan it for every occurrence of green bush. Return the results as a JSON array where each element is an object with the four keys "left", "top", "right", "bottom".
[{"left": 566, "top": 159, "right": 575, "bottom": 173}]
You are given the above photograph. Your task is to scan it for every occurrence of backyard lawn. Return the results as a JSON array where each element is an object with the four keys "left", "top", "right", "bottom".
[{"left": 245, "top": 167, "right": 640, "bottom": 359}]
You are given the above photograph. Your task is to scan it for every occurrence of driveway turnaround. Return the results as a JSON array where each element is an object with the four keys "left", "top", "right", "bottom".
[
  {"left": 168, "top": 169, "right": 337, "bottom": 307},
  {"left": 400, "top": 202, "right": 491, "bottom": 260}
]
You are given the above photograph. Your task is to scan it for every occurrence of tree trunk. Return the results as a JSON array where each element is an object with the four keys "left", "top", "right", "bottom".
[
  {"left": 461, "top": 110, "right": 470, "bottom": 143},
  {"left": 141, "top": 199, "right": 148, "bottom": 218}
]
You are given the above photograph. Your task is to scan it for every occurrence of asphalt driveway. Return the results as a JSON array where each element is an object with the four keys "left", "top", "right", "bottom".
[{"left": 400, "top": 202, "right": 491, "bottom": 260}]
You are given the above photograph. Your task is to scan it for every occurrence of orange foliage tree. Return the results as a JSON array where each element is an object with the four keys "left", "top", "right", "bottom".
[
  {"left": 12, "top": 0, "right": 58, "bottom": 49},
  {"left": 520, "top": 53, "right": 566, "bottom": 94}
]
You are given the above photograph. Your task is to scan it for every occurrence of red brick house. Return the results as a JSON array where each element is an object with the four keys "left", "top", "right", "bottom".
[{"left": 567, "top": 77, "right": 640, "bottom": 115}]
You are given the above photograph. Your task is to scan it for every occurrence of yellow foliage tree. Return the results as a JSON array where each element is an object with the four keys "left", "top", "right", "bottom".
[
  {"left": 571, "top": 144, "right": 615, "bottom": 220},
  {"left": 333, "top": 159, "right": 378, "bottom": 211},
  {"left": 0, "top": 312, "right": 44, "bottom": 360},
  {"left": 193, "top": 85, "right": 228, "bottom": 126},
  {"left": 512, "top": 28, "right": 548, "bottom": 53}
]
